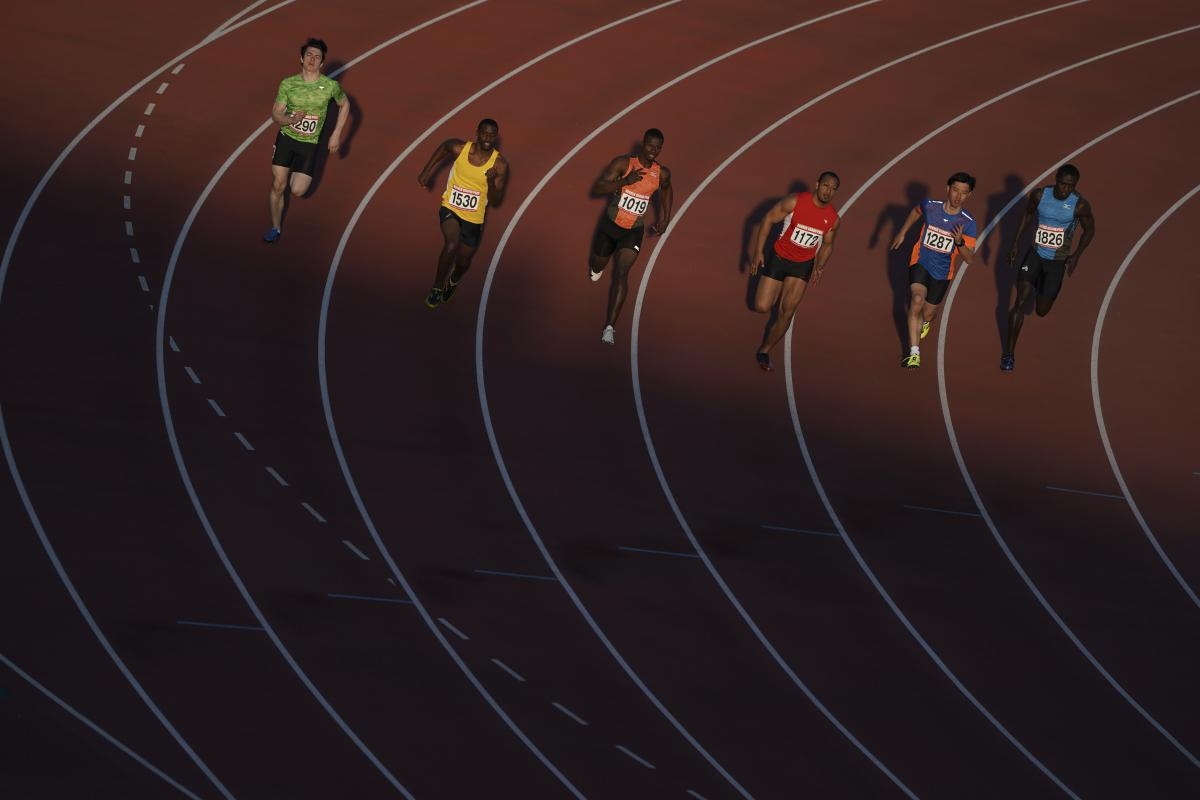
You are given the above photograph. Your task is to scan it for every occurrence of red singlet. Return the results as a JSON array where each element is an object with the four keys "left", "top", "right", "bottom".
[{"left": 773, "top": 192, "right": 838, "bottom": 262}]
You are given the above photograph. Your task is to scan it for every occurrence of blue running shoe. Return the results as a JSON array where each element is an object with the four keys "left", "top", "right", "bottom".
[
  {"left": 263, "top": 227, "right": 281, "bottom": 243},
  {"left": 1000, "top": 353, "right": 1015, "bottom": 371}
]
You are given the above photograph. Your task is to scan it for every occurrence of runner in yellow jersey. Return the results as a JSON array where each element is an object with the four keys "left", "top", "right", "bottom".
[
  {"left": 264, "top": 38, "right": 350, "bottom": 243},
  {"left": 416, "top": 119, "right": 509, "bottom": 308}
]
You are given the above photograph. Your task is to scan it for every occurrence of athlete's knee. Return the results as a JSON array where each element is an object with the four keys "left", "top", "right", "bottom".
[
  {"left": 753, "top": 297, "right": 774, "bottom": 314},
  {"left": 1035, "top": 301, "right": 1054, "bottom": 317}
]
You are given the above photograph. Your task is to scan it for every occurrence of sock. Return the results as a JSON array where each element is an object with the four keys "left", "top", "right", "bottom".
[{"left": 910, "top": 346, "right": 920, "bottom": 356}]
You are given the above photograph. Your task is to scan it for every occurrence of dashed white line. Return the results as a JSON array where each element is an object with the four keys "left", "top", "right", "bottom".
[
  {"left": 128, "top": 147, "right": 138, "bottom": 161},
  {"left": 143, "top": 102, "right": 155, "bottom": 116},
  {"left": 232, "top": 432, "right": 254, "bottom": 452},
  {"left": 123, "top": 170, "right": 133, "bottom": 185},
  {"left": 437, "top": 617, "right": 469, "bottom": 641},
  {"left": 761, "top": 524, "right": 839, "bottom": 538},
  {"left": 206, "top": 399, "right": 226, "bottom": 418},
  {"left": 300, "top": 501, "right": 326, "bottom": 522},
  {"left": 686, "top": 791, "right": 709, "bottom": 800},
  {"left": 491, "top": 658, "right": 526, "bottom": 683},
  {"left": 617, "top": 545, "right": 700, "bottom": 559},
  {"left": 129, "top": 247, "right": 140, "bottom": 264},
  {"left": 903, "top": 504, "right": 983, "bottom": 518},
  {"left": 327, "top": 592, "right": 411, "bottom": 605},
  {"left": 123, "top": 195, "right": 131, "bottom": 210},
  {"left": 1044, "top": 485, "right": 1126, "bottom": 501},
  {"left": 135, "top": 124, "right": 146, "bottom": 138},
  {"left": 172, "top": 63, "right": 186, "bottom": 75},
  {"left": 341, "top": 540, "right": 370, "bottom": 561},
  {"left": 551, "top": 702, "right": 588, "bottom": 726},
  {"left": 156, "top": 82, "right": 169, "bottom": 95},
  {"left": 176, "top": 619, "right": 263, "bottom": 632},
  {"left": 183, "top": 366, "right": 201, "bottom": 384},
  {"left": 125, "top": 221, "right": 134, "bottom": 237},
  {"left": 615, "top": 745, "right": 655, "bottom": 769},
  {"left": 265, "top": 466, "right": 288, "bottom": 487},
  {"left": 168, "top": 336, "right": 180, "bottom": 353},
  {"left": 137, "top": 276, "right": 149, "bottom": 292}
]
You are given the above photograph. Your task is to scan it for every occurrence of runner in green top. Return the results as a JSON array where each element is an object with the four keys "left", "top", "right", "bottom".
[{"left": 264, "top": 38, "right": 350, "bottom": 243}]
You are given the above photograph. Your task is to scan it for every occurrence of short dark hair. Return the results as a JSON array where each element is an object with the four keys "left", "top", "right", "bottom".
[
  {"left": 301, "top": 38, "right": 328, "bottom": 59},
  {"left": 817, "top": 170, "right": 840, "bottom": 188},
  {"left": 644, "top": 128, "right": 665, "bottom": 142},
  {"left": 1056, "top": 163, "right": 1080, "bottom": 181},
  {"left": 947, "top": 171, "right": 976, "bottom": 191},
  {"left": 478, "top": 118, "right": 499, "bottom": 131}
]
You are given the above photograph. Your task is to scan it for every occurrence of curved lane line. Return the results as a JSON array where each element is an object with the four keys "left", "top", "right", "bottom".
[
  {"left": 473, "top": 4, "right": 902, "bottom": 798},
  {"left": 1091, "top": 183, "right": 1200, "bottom": 610},
  {"left": 0, "top": 5, "right": 302, "bottom": 797},
  {"left": 317, "top": 6, "right": 689, "bottom": 797},
  {"left": 630, "top": 3, "right": 1090, "bottom": 797},
  {"left": 0, "top": 652, "right": 204, "bottom": 800},
  {"left": 155, "top": 7, "right": 505, "bottom": 798}
]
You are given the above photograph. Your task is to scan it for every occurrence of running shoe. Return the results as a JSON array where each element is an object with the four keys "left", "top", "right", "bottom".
[
  {"left": 424, "top": 287, "right": 443, "bottom": 309},
  {"left": 756, "top": 352, "right": 772, "bottom": 372},
  {"left": 442, "top": 277, "right": 460, "bottom": 304},
  {"left": 902, "top": 353, "right": 921, "bottom": 368},
  {"left": 1000, "top": 353, "right": 1015, "bottom": 372},
  {"left": 601, "top": 325, "right": 615, "bottom": 345},
  {"left": 920, "top": 319, "right": 931, "bottom": 340},
  {"left": 263, "top": 227, "right": 282, "bottom": 243},
  {"left": 589, "top": 267, "right": 604, "bottom": 282}
]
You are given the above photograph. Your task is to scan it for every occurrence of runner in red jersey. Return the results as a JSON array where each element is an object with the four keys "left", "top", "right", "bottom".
[
  {"left": 589, "top": 128, "right": 673, "bottom": 346},
  {"left": 747, "top": 172, "right": 842, "bottom": 371}
]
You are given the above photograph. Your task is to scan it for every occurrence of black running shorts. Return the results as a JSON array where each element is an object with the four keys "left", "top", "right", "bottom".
[
  {"left": 271, "top": 130, "right": 318, "bottom": 176},
  {"left": 909, "top": 262, "right": 951, "bottom": 305},
  {"left": 591, "top": 215, "right": 644, "bottom": 259},
  {"left": 1018, "top": 248, "right": 1067, "bottom": 300},
  {"left": 762, "top": 250, "right": 815, "bottom": 282},
  {"left": 439, "top": 206, "right": 484, "bottom": 247}
]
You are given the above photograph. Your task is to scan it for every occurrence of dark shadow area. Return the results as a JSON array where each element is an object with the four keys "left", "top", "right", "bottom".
[
  {"left": 305, "top": 60, "right": 358, "bottom": 198},
  {"left": 742, "top": 180, "right": 807, "bottom": 311},
  {"left": 868, "top": 180, "right": 927, "bottom": 356},
  {"left": 983, "top": 173, "right": 1029, "bottom": 350}
]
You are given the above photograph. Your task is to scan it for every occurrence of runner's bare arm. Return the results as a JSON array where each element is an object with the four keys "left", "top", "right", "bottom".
[
  {"left": 591, "top": 156, "right": 639, "bottom": 196},
  {"left": 328, "top": 94, "right": 351, "bottom": 152},
  {"left": 1006, "top": 189, "right": 1040, "bottom": 265},
  {"left": 416, "top": 139, "right": 465, "bottom": 187},
  {"left": 271, "top": 100, "right": 297, "bottom": 127},
  {"left": 649, "top": 166, "right": 672, "bottom": 236},
  {"left": 486, "top": 154, "right": 510, "bottom": 206},
  {"left": 812, "top": 218, "right": 840, "bottom": 284},
  {"left": 1066, "top": 198, "right": 1095, "bottom": 276},
  {"left": 889, "top": 206, "right": 924, "bottom": 250},
  {"left": 748, "top": 195, "right": 798, "bottom": 272}
]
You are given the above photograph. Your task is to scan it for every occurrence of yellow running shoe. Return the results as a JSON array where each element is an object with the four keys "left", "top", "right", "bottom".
[
  {"left": 920, "top": 319, "right": 931, "bottom": 340},
  {"left": 903, "top": 352, "right": 921, "bottom": 368}
]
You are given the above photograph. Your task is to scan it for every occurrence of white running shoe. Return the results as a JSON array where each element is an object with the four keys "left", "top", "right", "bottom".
[
  {"left": 600, "top": 325, "right": 615, "bottom": 345},
  {"left": 589, "top": 268, "right": 603, "bottom": 282}
]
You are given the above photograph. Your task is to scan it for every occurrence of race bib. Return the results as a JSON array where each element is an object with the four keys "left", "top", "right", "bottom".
[
  {"left": 1034, "top": 223, "right": 1066, "bottom": 249},
  {"left": 448, "top": 185, "right": 481, "bottom": 211},
  {"left": 289, "top": 113, "right": 320, "bottom": 136},
  {"left": 922, "top": 225, "right": 956, "bottom": 254},
  {"left": 617, "top": 189, "right": 650, "bottom": 217},
  {"left": 788, "top": 224, "right": 824, "bottom": 250}
]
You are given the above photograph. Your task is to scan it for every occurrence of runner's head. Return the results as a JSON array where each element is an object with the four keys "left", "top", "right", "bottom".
[
  {"left": 640, "top": 128, "right": 665, "bottom": 164},
  {"left": 1053, "top": 163, "right": 1079, "bottom": 199},
  {"left": 814, "top": 171, "right": 840, "bottom": 204},
  {"left": 476, "top": 118, "right": 499, "bottom": 151},
  {"left": 300, "top": 38, "right": 327, "bottom": 68},
  {"left": 945, "top": 171, "right": 975, "bottom": 210}
]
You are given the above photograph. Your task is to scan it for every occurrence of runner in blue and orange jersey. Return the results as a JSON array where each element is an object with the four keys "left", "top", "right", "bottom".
[
  {"left": 1000, "top": 163, "right": 1095, "bottom": 371},
  {"left": 264, "top": 38, "right": 350, "bottom": 243},
  {"left": 747, "top": 172, "right": 842, "bottom": 372},
  {"left": 416, "top": 118, "right": 509, "bottom": 308},
  {"left": 890, "top": 172, "right": 978, "bottom": 368},
  {"left": 589, "top": 128, "right": 673, "bottom": 346}
]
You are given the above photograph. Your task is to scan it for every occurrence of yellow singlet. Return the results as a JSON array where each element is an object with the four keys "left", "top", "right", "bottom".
[{"left": 441, "top": 142, "right": 498, "bottom": 225}]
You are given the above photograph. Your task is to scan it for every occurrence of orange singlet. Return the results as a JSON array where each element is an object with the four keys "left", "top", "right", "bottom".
[{"left": 607, "top": 157, "right": 661, "bottom": 230}]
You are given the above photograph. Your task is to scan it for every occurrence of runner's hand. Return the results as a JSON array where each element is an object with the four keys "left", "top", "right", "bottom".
[
  {"left": 748, "top": 252, "right": 763, "bottom": 274},
  {"left": 1007, "top": 246, "right": 1017, "bottom": 266},
  {"left": 649, "top": 221, "right": 667, "bottom": 236},
  {"left": 328, "top": 136, "right": 341, "bottom": 153},
  {"left": 952, "top": 223, "right": 965, "bottom": 241},
  {"left": 624, "top": 168, "right": 645, "bottom": 186},
  {"left": 811, "top": 266, "right": 824, "bottom": 285},
  {"left": 889, "top": 232, "right": 905, "bottom": 250},
  {"left": 1065, "top": 254, "right": 1078, "bottom": 277}
]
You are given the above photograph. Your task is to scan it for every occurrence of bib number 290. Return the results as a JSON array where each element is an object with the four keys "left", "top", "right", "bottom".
[{"left": 290, "top": 114, "right": 319, "bottom": 136}]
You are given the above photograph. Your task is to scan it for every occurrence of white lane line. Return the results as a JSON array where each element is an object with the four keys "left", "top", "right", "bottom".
[
  {"left": 184, "top": 366, "right": 201, "bottom": 384},
  {"left": 206, "top": 399, "right": 226, "bottom": 418},
  {"left": 0, "top": 8, "right": 329, "bottom": 791},
  {"left": 137, "top": 276, "right": 149, "bottom": 293},
  {"left": 552, "top": 702, "right": 589, "bottom": 726},
  {"left": 123, "top": 195, "right": 131, "bottom": 210},
  {"left": 1092, "top": 181, "right": 1200, "bottom": 612},
  {"left": 437, "top": 617, "right": 469, "bottom": 641},
  {"left": 176, "top": 620, "right": 264, "bottom": 632},
  {"left": 618, "top": 545, "right": 700, "bottom": 559},
  {"left": 129, "top": 247, "right": 140, "bottom": 264},
  {"left": 628, "top": 5, "right": 1087, "bottom": 798},
  {"left": 929, "top": 89, "right": 1200, "bottom": 768},
  {"left": 0, "top": 654, "right": 205, "bottom": 800},
  {"left": 128, "top": 147, "right": 138, "bottom": 161},
  {"left": 135, "top": 124, "right": 146, "bottom": 138},
  {"left": 491, "top": 658, "right": 526, "bottom": 682},
  {"left": 123, "top": 170, "right": 133, "bottom": 185},
  {"left": 687, "top": 791, "right": 709, "bottom": 800},
  {"left": 341, "top": 540, "right": 370, "bottom": 561},
  {"left": 615, "top": 745, "right": 655, "bottom": 769},
  {"left": 265, "top": 467, "right": 288, "bottom": 487},
  {"left": 143, "top": 102, "right": 155, "bottom": 116},
  {"left": 172, "top": 63, "right": 186, "bottom": 75},
  {"left": 300, "top": 501, "right": 326, "bottom": 522},
  {"left": 1044, "top": 486, "right": 1126, "bottom": 501},
  {"left": 156, "top": 82, "right": 169, "bottom": 95},
  {"left": 206, "top": 0, "right": 280, "bottom": 38},
  {"left": 1193, "top": 472, "right": 1200, "bottom": 477},
  {"left": 761, "top": 524, "right": 839, "bottom": 538},
  {"left": 474, "top": 568, "right": 557, "bottom": 582},
  {"left": 168, "top": 336, "right": 180, "bottom": 353},
  {"left": 125, "top": 221, "right": 134, "bottom": 237},
  {"left": 232, "top": 431, "right": 254, "bottom": 452},
  {"left": 903, "top": 505, "right": 984, "bottom": 518},
  {"left": 311, "top": 5, "right": 681, "bottom": 798},
  {"left": 327, "top": 593, "right": 412, "bottom": 605}
]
